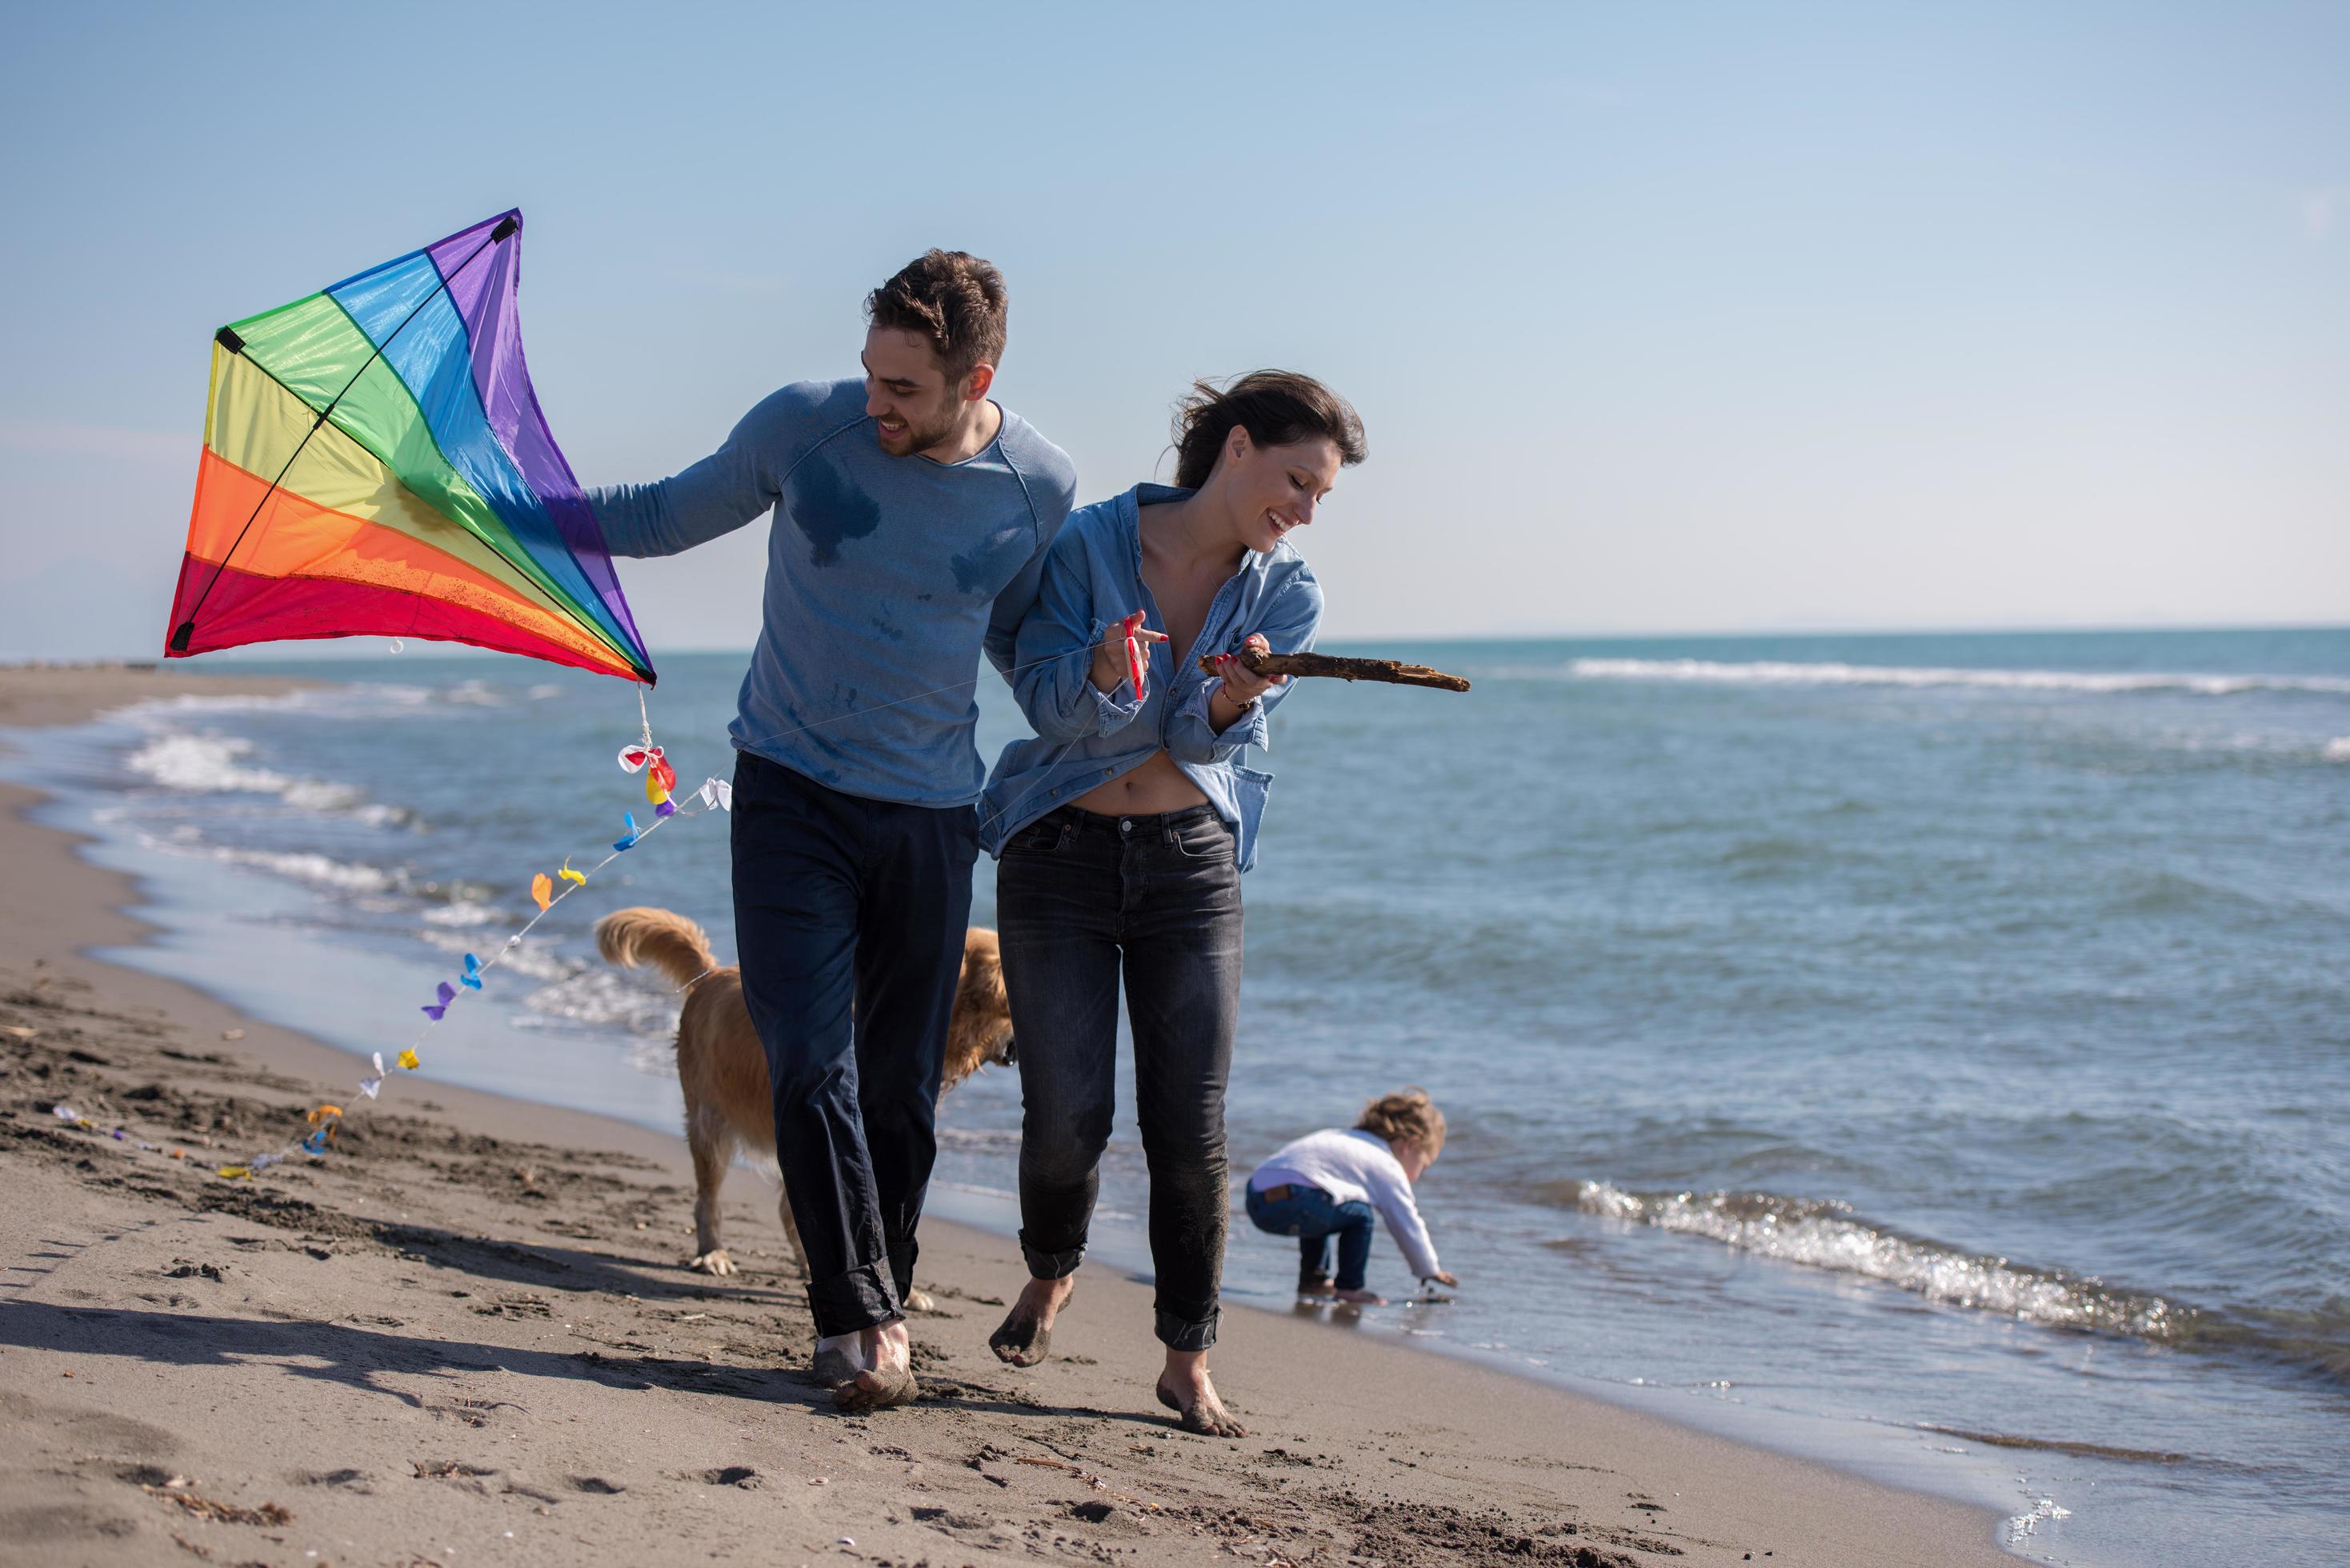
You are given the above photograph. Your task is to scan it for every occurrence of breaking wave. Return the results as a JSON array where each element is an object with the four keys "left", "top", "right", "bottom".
[
  {"left": 1563, "top": 1182, "right": 2203, "bottom": 1342},
  {"left": 514, "top": 968, "right": 682, "bottom": 1042},
  {"left": 1560, "top": 1182, "right": 2350, "bottom": 1381},
  {"left": 1539, "top": 658, "right": 2350, "bottom": 697},
  {"left": 211, "top": 846, "right": 401, "bottom": 894},
  {"left": 124, "top": 731, "right": 406, "bottom": 824}
]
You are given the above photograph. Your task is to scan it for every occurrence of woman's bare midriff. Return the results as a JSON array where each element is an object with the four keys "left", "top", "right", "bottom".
[{"left": 1070, "top": 749, "right": 1208, "bottom": 817}]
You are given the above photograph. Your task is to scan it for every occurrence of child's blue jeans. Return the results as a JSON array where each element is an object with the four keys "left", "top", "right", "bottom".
[{"left": 1245, "top": 1183, "right": 1376, "bottom": 1290}]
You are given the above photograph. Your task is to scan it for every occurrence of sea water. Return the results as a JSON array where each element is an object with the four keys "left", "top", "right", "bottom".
[{"left": 11, "top": 627, "right": 2348, "bottom": 1566}]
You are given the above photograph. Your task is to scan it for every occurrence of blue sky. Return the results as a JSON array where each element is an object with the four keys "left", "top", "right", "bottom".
[{"left": 2, "top": 2, "right": 2344, "bottom": 658}]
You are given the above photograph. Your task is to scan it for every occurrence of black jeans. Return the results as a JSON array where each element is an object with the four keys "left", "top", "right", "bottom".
[
  {"left": 730, "top": 751, "right": 976, "bottom": 1336},
  {"left": 996, "top": 803, "right": 1244, "bottom": 1351}
]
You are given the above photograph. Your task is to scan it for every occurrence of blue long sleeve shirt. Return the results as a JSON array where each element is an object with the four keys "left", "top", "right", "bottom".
[
  {"left": 979, "top": 483, "right": 1323, "bottom": 870},
  {"left": 588, "top": 378, "right": 1077, "bottom": 806}
]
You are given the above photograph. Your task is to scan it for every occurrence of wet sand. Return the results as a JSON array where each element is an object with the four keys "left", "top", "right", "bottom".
[{"left": 0, "top": 663, "right": 2016, "bottom": 1566}]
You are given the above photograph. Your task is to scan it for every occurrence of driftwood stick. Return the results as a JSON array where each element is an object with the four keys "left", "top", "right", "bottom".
[{"left": 1196, "top": 649, "right": 1471, "bottom": 692}]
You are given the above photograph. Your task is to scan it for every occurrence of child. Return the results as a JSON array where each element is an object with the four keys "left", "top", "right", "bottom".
[{"left": 1243, "top": 1089, "right": 1459, "bottom": 1304}]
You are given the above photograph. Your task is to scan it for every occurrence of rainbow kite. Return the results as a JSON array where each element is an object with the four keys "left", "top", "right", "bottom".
[{"left": 167, "top": 210, "right": 653, "bottom": 682}]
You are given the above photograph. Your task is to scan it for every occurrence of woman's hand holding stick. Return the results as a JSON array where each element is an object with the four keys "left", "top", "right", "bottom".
[{"left": 1194, "top": 647, "right": 1473, "bottom": 693}]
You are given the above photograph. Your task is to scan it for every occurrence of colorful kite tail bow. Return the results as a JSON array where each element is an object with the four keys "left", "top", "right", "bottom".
[
  {"left": 699, "top": 778, "right": 732, "bottom": 812},
  {"left": 422, "top": 980, "right": 457, "bottom": 1021},
  {"left": 558, "top": 858, "right": 586, "bottom": 886},
  {"left": 165, "top": 210, "right": 655, "bottom": 686},
  {"left": 647, "top": 754, "right": 677, "bottom": 813},
  {"left": 398, "top": 1048, "right": 422, "bottom": 1070},
  {"left": 614, "top": 812, "right": 640, "bottom": 851},
  {"left": 301, "top": 1104, "right": 344, "bottom": 1155},
  {"left": 618, "top": 743, "right": 664, "bottom": 774},
  {"left": 358, "top": 1052, "right": 385, "bottom": 1099},
  {"left": 461, "top": 953, "right": 484, "bottom": 990},
  {"left": 531, "top": 872, "right": 553, "bottom": 911}
]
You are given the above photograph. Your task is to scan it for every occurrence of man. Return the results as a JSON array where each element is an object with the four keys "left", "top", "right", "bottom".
[{"left": 591, "top": 250, "right": 1076, "bottom": 1410}]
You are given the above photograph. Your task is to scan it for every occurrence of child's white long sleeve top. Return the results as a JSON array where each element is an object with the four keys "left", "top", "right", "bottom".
[{"left": 1247, "top": 1128, "right": 1442, "bottom": 1279}]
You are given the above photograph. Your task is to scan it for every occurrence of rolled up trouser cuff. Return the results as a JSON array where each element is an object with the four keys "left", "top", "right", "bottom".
[
  {"left": 807, "top": 1260, "right": 902, "bottom": 1338},
  {"left": 1019, "top": 1231, "right": 1086, "bottom": 1281},
  {"left": 1155, "top": 1303, "right": 1219, "bottom": 1352},
  {"left": 887, "top": 1241, "right": 918, "bottom": 1306}
]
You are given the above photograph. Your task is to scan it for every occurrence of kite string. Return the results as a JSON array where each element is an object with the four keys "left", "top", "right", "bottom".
[
  {"left": 724, "top": 634, "right": 1159, "bottom": 840},
  {"left": 192, "top": 633, "right": 1185, "bottom": 1176},
  {"left": 210, "top": 778, "right": 722, "bottom": 1176}
]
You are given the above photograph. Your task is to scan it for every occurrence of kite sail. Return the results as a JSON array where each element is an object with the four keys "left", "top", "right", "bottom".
[{"left": 166, "top": 210, "right": 653, "bottom": 682}]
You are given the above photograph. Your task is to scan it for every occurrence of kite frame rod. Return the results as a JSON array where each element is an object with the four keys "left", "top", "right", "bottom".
[{"left": 171, "top": 218, "right": 516, "bottom": 651}]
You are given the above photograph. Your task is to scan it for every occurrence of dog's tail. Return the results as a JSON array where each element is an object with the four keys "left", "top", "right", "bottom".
[{"left": 594, "top": 906, "right": 719, "bottom": 990}]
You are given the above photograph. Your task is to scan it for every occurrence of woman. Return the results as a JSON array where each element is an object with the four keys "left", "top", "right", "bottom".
[{"left": 977, "top": 370, "right": 1365, "bottom": 1434}]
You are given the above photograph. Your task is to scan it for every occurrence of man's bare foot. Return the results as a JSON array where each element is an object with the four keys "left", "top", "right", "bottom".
[
  {"left": 1155, "top": 1351, "right": 1246, "bottom": 1437},
  {"left": 1333, "top": 1286, "right": 1386, "bottom": 1306},
  {"left": 989, "top": 1274, "right": 1074, "bottom": 1367},
  {"left": 834, "top": 1318, "right": 917, "bottom": 1412},
  {"left": 810, "top": 1330, "right": 866, "bottom": 1387}
]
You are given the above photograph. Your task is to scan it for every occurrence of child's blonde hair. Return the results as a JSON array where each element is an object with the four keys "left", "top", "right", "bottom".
[{"left": 1356, "top": 1088, "right": 1446, "bottom": 1154}]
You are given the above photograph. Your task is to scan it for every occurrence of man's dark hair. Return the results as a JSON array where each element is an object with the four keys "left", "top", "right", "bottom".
[
  {"left": 1171, "top": 370, "right": 1367, "bottom": 490},
  {"left": 866, "top": 250, "right": 1008, "bottom": 384}
]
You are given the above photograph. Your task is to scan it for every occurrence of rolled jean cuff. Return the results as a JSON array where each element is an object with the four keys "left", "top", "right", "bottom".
[
  {"left": 1156, "top": 1303, "right": 1219, "bottom": 1352},
  {"left": 807, "top": 1261, "right": 901, "bottom": 1338},
  {"left": 1019, "top": 1231, "right": 1086, "bottom": 1281}
]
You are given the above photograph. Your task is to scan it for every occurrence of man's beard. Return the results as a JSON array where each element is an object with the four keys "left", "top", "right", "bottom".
[{"left": 877, "top": 398, "right": 962, "bottom": 456}]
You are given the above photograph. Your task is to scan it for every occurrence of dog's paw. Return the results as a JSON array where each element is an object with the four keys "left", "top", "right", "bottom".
[
  {"left": 903, "top": 1287, "right": 936, "bottom": 1314},
  {"left": 687, "top": 1250, "right": 737, "bottom": 1277}
]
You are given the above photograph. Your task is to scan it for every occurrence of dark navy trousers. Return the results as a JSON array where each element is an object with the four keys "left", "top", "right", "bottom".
[{"left": 730, "top": 750, "right": 976, "bottom": 1336}]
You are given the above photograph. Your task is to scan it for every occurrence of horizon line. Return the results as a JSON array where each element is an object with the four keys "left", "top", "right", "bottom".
[{"left": 10, "top": 618, "right": 2348, "bottom": 671}]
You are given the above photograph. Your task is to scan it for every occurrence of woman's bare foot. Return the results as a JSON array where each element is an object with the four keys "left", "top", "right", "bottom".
[
  {"left": 834, "top": 1318, "right": 917, "bottom": 1412},
  {"left": 1332, "top": 1286, "right": 1386, "bottom": 1306},
  {"left": 1155, "top": 1350, "right": 1246, "bottom": 1437},
  {"left": 1296, "top": 1272, "right": 1335, "bottom": 1298},
  {"left": 989, "top": 1274, "right": 1075, "bottom": 1367}
]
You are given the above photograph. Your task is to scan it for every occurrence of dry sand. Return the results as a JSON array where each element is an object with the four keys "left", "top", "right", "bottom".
[{"left": 0, "top": 664, "right": 2016, "bottom": 1567}]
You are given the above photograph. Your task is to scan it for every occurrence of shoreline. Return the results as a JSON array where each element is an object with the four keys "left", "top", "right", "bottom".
[{"left": 0, "top": 665, "right": 2017, "bottom": 1566}]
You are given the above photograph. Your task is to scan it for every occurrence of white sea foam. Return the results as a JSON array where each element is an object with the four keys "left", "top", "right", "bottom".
[
  {"left": 421, "top": 902, "right": 506, "bottom": 929},
  {"left": 1572, "top": 1182, "right": 2199, "bottom": 1342},
  {"left": 2324, "top": 737, "right": 2350, "bottom": 762},
  {"left": 212, "top": 847, "right": 401, "bottom": 894},
  {"left": 125, "top": 733, "right": 292, "bottom": 795},
  {"left": 122, "top": 728, "right": 406, "bottom": 822},
  {"left": 518, "top": 969, "right": 680, "bottom": 1039},
  {"left": 1539, "top": 658, "right": 2350, "bottom": 697}
]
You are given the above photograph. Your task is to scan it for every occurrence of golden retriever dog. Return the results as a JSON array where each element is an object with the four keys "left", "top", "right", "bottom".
[{"left": 593, "top": 907, "right": 1013, "bottom": 1309}]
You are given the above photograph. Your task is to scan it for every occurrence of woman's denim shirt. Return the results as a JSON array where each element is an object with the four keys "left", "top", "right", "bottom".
[{"left": 979, "top": 483, "right": 1323, "bottom": 872}]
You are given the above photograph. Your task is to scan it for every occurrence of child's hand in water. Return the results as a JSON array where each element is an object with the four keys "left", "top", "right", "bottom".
[{"left": 1428, "top": 1270, "right": 1459, "bottom": 1288}]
